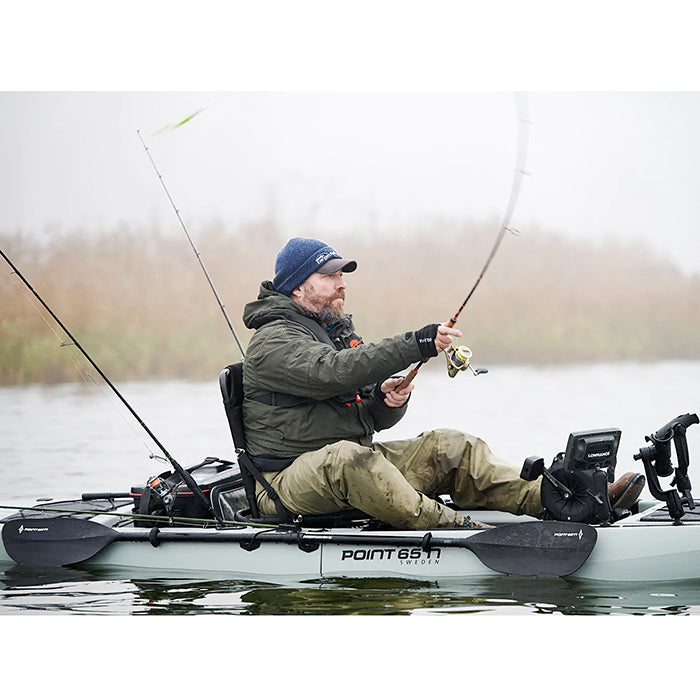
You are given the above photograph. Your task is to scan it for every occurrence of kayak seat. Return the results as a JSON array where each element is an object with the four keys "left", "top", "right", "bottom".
[{"left": 219, "top": 363, "right": 372, "bottom": 527}]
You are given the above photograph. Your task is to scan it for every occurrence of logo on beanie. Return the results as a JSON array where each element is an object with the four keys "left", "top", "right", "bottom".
[{"left": 315, "top": 249, "right": 339, "bottom": 265}]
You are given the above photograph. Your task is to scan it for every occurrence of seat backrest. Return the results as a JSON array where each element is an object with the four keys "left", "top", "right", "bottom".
[
  {"left": 219, "top": 363, "right": 247, "bottom": 451},
  {"left": 218, "top": 363, "right": 370, "bottom": 527},
  {"left": 219, "top": 363, "right": 263, "bottom": 518}
]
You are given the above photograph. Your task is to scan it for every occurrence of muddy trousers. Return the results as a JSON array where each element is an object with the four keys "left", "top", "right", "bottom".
[{"left": 257, "top": 428, "right": 544, "bottom": 529}]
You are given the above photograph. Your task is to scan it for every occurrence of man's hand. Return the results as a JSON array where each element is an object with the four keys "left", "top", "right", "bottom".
[
  {"left": 434, "top": 323, "right": 462, "bottom": 353},
  {"left": 414, "top": 322, "right": 463, "bottom": 357},
  {"left": 380, "top": 376, "right": 414, "bottom": 407}
]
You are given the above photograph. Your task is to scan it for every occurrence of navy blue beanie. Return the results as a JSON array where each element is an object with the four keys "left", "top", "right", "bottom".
[{"left": 273, "top": 237, "right": 357, "bottom": 296}]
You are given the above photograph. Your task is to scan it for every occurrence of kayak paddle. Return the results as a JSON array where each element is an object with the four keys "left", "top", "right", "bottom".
[{"left": 2, "top": 517, "right": 596, "bottom": 577}]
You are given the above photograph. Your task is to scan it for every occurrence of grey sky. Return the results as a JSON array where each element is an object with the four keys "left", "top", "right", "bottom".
[
  {"left": 3, "top": 2, "right": 700, "bottom": 274},
  {"left": 2, "top": 91, "right": 699, "bottom": 274}
]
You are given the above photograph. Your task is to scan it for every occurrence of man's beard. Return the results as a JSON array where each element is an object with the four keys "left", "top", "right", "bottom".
[
  {"left": 316, "top": 302, "right": 344, "bottom": 325},
  {"left": 301, "top": 285, "right": 345, "bottom": 324}
]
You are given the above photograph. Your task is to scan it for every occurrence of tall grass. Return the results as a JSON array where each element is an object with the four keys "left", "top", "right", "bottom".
[{"left": 2, "top": 219, "right": 699, "bottom": 385}]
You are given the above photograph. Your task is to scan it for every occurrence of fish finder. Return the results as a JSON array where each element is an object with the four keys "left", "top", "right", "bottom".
[
  {"left": 561, "top": 429, "right": 620, "bottom": 477},
  {"left": 521, "top": 428, "right": 622, "bottom": 524}
]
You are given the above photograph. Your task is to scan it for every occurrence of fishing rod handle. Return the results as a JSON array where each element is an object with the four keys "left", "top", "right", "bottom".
[{"left": 395, "top": 363, "right": 423, "bottom": 392}]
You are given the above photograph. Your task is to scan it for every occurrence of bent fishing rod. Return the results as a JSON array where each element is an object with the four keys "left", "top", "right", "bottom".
[
  {"left": 397, "top": 94, "right": 531, "bottom": 391},
  {"left": 137, "top": 129, "right": 245, "bottom": 359},
  {"left": 0, "top": 248, "right": 223, "bottom": 524}
]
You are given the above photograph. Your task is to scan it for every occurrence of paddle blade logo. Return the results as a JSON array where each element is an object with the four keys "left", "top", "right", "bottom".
[
  {"left": 553, "top": 529, "right": 585, "bottom": 540},
  {"left": 16, "top": 524, "right": 49, "bottom": 535}
]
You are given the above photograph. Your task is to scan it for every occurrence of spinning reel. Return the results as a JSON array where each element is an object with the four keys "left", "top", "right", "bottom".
[
  {"left": 145, "top": 473, "right": 176, "bottom": 510},
  {"left": 445, "top": 345, "right": 488, "bottom": 378}
]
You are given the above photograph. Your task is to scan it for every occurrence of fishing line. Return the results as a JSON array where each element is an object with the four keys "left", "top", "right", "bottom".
[
  {"left": 137, "top": 129, "right": 246, "bottom": 359},
  {"left": 0, "top": 248, "right": 223, "bottom": 524},
  {"left": 397, "top": 93, "right": 531, "bottom": 390}
]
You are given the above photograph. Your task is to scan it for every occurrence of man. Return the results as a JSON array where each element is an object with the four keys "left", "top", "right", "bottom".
[{"left": 241, "top": 237, "right": 644, "bottom": 529}]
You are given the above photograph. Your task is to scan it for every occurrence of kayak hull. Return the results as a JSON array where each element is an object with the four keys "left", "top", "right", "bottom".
[
  {"left": 573, "top": 520, "right": 700, "bottom": 581},
  {"left": 2, "top": 500, "right": 699, "bottom": 583}
]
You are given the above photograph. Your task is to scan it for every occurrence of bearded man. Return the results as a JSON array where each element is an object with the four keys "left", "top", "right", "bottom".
[{"left": 240, "top": 237, "right": 643, "bottom": 529}]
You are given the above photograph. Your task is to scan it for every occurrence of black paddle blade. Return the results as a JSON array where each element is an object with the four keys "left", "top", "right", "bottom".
[
  {"left": 2, "top": 517, "right": 119, "bottom": 567},
  {"left": 464, "top": 520, "right": 597, "bottom": 577}
]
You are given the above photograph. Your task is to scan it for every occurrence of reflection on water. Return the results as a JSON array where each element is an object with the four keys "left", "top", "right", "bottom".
[{"left": 2, "top": 566, "right": 699, "bottom": 616}]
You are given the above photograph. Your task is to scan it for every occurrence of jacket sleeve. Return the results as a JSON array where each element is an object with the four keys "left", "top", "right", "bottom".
[
  {"left": 364, "top": 382, "right": 410, "bottom": 432},
  {"left": 245, "top": 320, "right": 424, "bottom": 401}
]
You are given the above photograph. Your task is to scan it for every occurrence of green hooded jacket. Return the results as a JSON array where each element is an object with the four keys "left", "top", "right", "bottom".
[{"left": 241, "top": 281, "right": 425, "bottom": 459}]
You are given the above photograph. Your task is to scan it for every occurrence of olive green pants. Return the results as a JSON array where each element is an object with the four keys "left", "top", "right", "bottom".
[{"left": 257, "top": 428, "right": 544, "bottom": 529}]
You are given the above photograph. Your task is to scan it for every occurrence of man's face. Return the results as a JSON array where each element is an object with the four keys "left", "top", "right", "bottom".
[{"left": 292, "top": 270, "right": 347, "bottom": 323}]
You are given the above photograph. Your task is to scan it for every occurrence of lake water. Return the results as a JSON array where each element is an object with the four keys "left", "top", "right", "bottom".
[{"left": 2, "top": 361, "right": 700, "bottom": 619}]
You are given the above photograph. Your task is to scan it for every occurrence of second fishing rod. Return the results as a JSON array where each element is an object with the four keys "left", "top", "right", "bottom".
[
  {"left": 137, "top": 130, "right": 246, "bottom": 359},
  {"left": 0, "top": 248, "right": 223, "bottom": 525}
]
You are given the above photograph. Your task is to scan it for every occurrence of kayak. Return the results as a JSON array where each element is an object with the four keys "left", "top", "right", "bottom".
[
  {"left": 2, "top": 410, "right": 699, "bottom": 584},
  {"left": 5, "top": 380, "right": 700, "bottom": 584},
  {"left": 1, "top": 479, "right": 699, "bottom": 583},
  {"left": 3, "top": 372, "right": 699, "bottom": 583},
  {"left": 3, "top": 248, "right": 700, "bottom": 585}
]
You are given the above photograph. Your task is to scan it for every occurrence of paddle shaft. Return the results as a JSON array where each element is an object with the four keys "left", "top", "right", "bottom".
[{"left": 113, "top": 528, "right": 469, "bottom": 547}]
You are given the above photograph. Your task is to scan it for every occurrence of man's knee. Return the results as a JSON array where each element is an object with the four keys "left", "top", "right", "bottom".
[
  {"left": 418, "top": 428, "right": 481, "bottom": 463},
  {"left": 328, "top": 441, "right": 385, "bottom": 476},
  {"left": 328, "top": 440, "right": 369, "bottom": 461}
]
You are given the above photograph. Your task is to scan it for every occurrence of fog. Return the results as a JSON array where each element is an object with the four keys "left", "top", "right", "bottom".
[{"left": 2, "top": 91, "right": 699, "bottom": 275}]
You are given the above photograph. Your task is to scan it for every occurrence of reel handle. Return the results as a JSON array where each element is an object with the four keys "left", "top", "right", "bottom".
[{"left": 445, "top": 345, "right": 488, "bottom": 377}]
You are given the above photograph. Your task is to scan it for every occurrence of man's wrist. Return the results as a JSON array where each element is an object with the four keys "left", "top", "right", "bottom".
[{"left": 413, "top": 324, "right": 440, "bottom": 358}]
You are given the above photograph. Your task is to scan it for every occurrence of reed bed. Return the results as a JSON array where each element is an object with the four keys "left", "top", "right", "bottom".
[{"left": 2, "top": 219, "right": 699, "bottom": 385}]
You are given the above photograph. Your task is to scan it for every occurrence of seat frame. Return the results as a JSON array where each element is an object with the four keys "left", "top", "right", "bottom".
[{"left": 219, "top": 363, "right": 370, "bottom": 528}]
